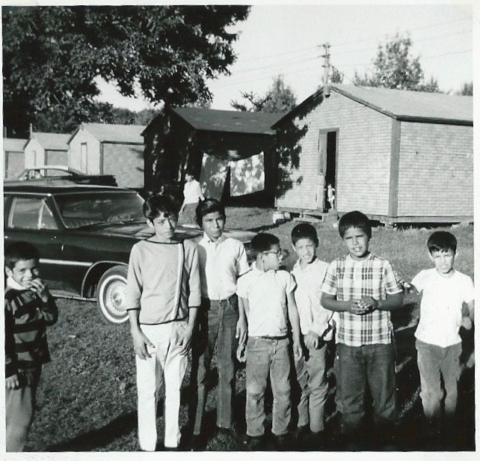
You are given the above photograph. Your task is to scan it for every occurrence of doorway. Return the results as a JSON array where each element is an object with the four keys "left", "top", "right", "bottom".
[{"left": 317, "top": 129, "right": 338, "bottom": 211}]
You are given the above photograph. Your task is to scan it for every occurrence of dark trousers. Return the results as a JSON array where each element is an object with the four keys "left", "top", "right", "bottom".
[{"left": 190, "top": 296, "right": 239, "bottom": 435}]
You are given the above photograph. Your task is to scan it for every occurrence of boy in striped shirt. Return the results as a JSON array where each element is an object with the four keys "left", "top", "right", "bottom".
[
  {"left": 5, "top": 241, "right": 58, "bottom": 452},
  {"left": 321, "top": 211, "right": 404, "bottom": 449}
]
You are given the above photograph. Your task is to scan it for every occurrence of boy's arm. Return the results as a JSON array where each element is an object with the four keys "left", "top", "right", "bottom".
[
  {"left": 179, "top": 306, "right": 198, "bottom": 355},
  {"left": 236, "top": 296, "right": 249, "bottom": 345},
  {"left": 128, "top": 309, "right": 155, "bottom": 360},
  {"left": 359, "top": 292, "right": 405, "bottom": 311},
  {"left": 321, "top": 293, "right": 367, "bottom": 315},
  {"left": 4, "top": 299, "right": 19, "bottom": 385},
  {"left": 287, "top": 291, "right": 302, "bottom": 359}
]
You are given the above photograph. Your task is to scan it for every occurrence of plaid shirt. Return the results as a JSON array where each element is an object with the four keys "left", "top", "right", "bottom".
[{"left": 321, "top": 253, "right": 402, "bottom": 346}]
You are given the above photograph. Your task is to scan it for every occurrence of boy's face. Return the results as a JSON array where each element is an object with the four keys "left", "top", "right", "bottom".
[
  {"left": 202, "top": 211, "right": 225, "bottom": 241},
  {"left": 147, "top": 211, "right": 177, "bottom": 241},
  {"left": 260, "top": 243, "right": 283, "bottom": 271},
  {"left": 185, "top": 174, "right": 193, "bottom": 182},
  {"left": 293, "top": 237, "right": 317, "bottom": 265},
  {"left": 5, "top": 259, "right": 40, "bottom": 289},
  {"left": 429, "top": 249, "right": 455, "bottom": 276},
  {"left": 342, "top": 227, "right": 370, "bottom": 261}
]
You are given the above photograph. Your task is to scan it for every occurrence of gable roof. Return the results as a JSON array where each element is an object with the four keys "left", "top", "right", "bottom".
[
  {"left": 3, "top": 138, "right": 27, "bottom": 152},
  {"left": 69, "top": 123, "right": 146, "bottom": 144},
  {"left": 274, "top": 84, "right": 473, "bottom": 127},
  {"left": 171, "top": 107, "right": 284, "bottom": 135},
  {"left": 28, "top": 132, "right": 71, "bottom": 151}
]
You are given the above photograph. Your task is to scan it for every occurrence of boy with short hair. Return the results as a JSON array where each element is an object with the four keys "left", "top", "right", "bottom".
[
  {"left": 5, "top": 241, "right": 58, "bottom": 452},
  {"left": 236, "top": 233, "right": 302, "bottom": 449},
  {"left": 189, "top": 198, "right": 249, "bottom": 449},
  {"left": 321, "top": 211, "right": 404, "bottom": 447},
  {"left": 290, "top": 223, "right": 333, "bottom": 442},
  {"left": 409, "top": 231, "right": 474, "bottom": 438},
  {"left": 126, "top": 194, "right": 201, "bottom": 451}
]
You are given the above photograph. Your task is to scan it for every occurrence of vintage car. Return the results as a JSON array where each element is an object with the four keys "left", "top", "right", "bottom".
[
  {"left": 3, "top": 184, "right": 255, "bottom": 325},
  {"left": 8, "top": 165, "right": 118, "bottom": 187}
]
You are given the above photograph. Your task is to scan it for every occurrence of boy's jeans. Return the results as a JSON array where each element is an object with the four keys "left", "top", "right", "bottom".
[
  {"left": 336, "top": 343, "right": 397, "bottom": 436},
  {"left": 5, "top": 368, "right": 42, "bottom": 452},
  {"left": 191, "top": 296, "right": 238, "bottom": 435},
  {"left": 294, "top": 341, "right": 329, "bottom": 433},
  {"left": 136, "top": 322, "right": 188, "bottom": 450},
  {"left": 246, "top": 336, "right": 291, "bottom": 437},
  {"left": 415, "top": 339, "right": 461, "bottom": 422}
]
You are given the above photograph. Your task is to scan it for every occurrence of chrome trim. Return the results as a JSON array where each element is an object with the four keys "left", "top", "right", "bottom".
[{"left": 40, "top": 258, "right": 92, "bottom": 267}]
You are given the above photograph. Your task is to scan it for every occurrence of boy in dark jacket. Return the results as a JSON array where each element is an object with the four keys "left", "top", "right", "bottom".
[{"left": 5, "top": 241, "right": 58, "bottom": 452}]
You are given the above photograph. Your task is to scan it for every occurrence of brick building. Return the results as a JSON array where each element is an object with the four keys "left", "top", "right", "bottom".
[
  {"left": 143, "top": 107, "right": 283, "bottom": 205},
  {"left": 24, "top": 132, "right": 70, "bottom": 169},
  {"left": 3, "top": 138, "right": 26, "bottom": 178},
  {"left": 273, "top": 84, "right": 473, "bottom": 224},
  {"left": 68, "top": 123, "right": 146, "bottom": 190}
]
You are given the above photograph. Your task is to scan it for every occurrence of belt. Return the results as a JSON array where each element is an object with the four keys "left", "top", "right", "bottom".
[
  {"left": 202, "top": 294, "right": 237, "bottom": 304},
  {"left": 252, "top": 335, "right": 288, "bottom": 341}
]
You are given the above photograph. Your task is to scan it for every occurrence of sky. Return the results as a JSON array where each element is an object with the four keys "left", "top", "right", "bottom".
[{"left": 95, "top": 0, "right": 475, "bottom": 112}]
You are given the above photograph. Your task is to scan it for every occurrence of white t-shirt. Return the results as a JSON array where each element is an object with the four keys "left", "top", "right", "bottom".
[
  {"left": 237, "top": 264, "right": 296, "bottom": 337},
  {"left": 198, "top": 234, "right": 249, "bottom": 300},
  {"left": 183, "top": 179, "right": 203, "bottom": 205},
  {"left": 291, "top": 258, "right": 332, "bottom": 338},
  {"left": 412, "top": 268, "right": 474, "bottom": 347}
]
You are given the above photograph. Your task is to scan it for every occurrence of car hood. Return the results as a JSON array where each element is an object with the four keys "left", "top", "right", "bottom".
[{"left": 78, "top": 221, "right": 255, "bottom": 242}]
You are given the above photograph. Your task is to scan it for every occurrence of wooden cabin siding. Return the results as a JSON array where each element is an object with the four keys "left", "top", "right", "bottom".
[
  {"left": 103, "top": 143, "right": 144, "bottom": 189},
  {"left": 45, "top": 149, "right": 68, "bottom": 165},
  {"left": 68, "top": 128, "right": 101, "bottom": 174},
  {"left": 397, "top": 122, "right": 473, "bottom": 218}
]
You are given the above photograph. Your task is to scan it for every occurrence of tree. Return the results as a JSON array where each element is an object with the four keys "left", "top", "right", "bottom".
[
  {"left": 353, "top": 33, "right": 441, "bottom": 93},
  {"left": 330, "top": 67, "right": 344, "bottom": 84},
  {"left": 458, "top": 82, "right": 473, "bottom": 96},
  {"left": 3, "top": 5, "right": 250, "bottom": 136},
  {"left": 231, "top": 75, "right": 296, "bottom": 113}
]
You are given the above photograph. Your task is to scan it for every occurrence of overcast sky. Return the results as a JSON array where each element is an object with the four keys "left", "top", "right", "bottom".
[{"left": 94, "top": 0, "right": 474, "bottom": 112}]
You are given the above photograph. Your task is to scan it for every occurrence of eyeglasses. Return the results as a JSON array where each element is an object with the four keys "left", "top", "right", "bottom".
[{"left": 263, "top": 249, "right": 284, "bottom": 257}]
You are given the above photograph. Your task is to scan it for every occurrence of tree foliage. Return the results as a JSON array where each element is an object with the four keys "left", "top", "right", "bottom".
[
  {"left": 330, "top": 67, "right": 344, "bottom": 84},
  {"left": 457, "top": 82, "right": 473, "bottom": 96},
  {"left": 353, "top": 33, "right": 441, "bottom": 93},
  {"left": 230, "top": 75, "right": 296, "bottom": 113},
  {"left": 3, "top": 5, "right": 250, "bottom": 136}
]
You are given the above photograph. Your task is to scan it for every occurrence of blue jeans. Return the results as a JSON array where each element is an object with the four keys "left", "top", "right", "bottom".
[
  {"left": 336, "top": 343, "right": 397, "bottom": 435},
  {"left": 294, "top": 341, "right": 329, "bottom": 432},
  {"left": 416, "top": 339, "right": 461, "bottom": 422},
  {"left": 191, "top": 296, "right": 239, "bottom": 435},
  {"left": 245, "top": 336, "right": 291, "bottom": 437}
]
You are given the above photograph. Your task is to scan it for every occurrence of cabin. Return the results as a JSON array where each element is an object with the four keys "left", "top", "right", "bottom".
[
  {"left": 3, "top": 138, "right": 27, "bottom": 178},
  {"left": 273, "top": 84, "right": 473, "bottom": 224},
  {"left": 23, "top": 132, "right": 70, "bottom": 169}
]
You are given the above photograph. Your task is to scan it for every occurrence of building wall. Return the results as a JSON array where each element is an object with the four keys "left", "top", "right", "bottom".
[
  {"left": 103, "top": 143, "right": 144, "bottom": 189},
  {"left": 276, "top": 91, "right": 393, "bottom": 216},
  {"left": 397, "top": 122, "right": 473, "bottom": 218},
  {"left": 45, "top": 149, "right": 68, "bottom": 165},
  {"left": 24, "top": 139, "right": 45, "bottom": 168},
  {"left": 4, "top": 152, "right": 24, "bottom": 178},
  {"left": 68, "top": 128, "right": 101, "bottom": 174}
]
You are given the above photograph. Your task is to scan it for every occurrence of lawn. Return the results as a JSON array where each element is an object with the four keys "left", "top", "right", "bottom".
[{"left": 25, "top": 208, "right": 475, "bottom": 452}]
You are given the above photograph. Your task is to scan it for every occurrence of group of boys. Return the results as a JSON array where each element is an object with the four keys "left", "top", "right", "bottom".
[{"left": 4, "top": 194, "right": 474, "bottom": 452}]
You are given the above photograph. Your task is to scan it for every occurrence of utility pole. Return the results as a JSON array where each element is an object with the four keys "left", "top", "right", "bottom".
[{"left": 321, "top": 42, "right": 331, "bottom": 98}]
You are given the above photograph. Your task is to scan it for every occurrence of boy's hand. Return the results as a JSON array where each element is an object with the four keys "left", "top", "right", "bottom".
[
  {"left": 6, "top": 374, "right": 20, "bottom": 390},
  {"left": 131, "top": 329, "right": 155, "bottom": 360},
  {"left": 358, "top": 296, "right": 378, "bottom": 311},
  {"left": 235, "top": 318, "right": 247, "bottom": 345},
  {"left": 461, "top": 316, "right": 473, "bottom": 331},
  {"left": 29, "top": 278, "right": 49, "bottom": 302},
  {"left": 237, "top": 342, "right": 247, "bottom": 363},
  {"left": 177, "top": 325, "right": 194, "bottom": 355},
  {"left": 293, "top": 339, "right": 303, "bottom": 360},
  {"left": 348, "top": 300, "right": 370, "bottom": 315},
  {"left": 305, "top": 331, "right": 320, "bottom": 349}
]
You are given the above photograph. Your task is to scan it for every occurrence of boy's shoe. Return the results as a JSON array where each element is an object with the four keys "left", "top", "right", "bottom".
[
  {"left": 293, "top": 425, "right": 310, "bottom": 442},
  {"left": 189, "top": 434, "right": 205, "bottom": 451},
  {"left": 216, "top": 424, "right": 238, "bottom": 439},
  {"left": 240, "top": 434, "right": 264, "bottom": 451},
  {"left": 272, "top": 433, "right": 292, "bottom": 451}
]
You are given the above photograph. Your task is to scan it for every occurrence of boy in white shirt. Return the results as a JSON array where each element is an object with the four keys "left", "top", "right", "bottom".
[
  {"left": 290, "top": 224, "right": 333, "bottom": 445},
  {"left": 189, "top": 199, "right": 249, "bottom": 449},
  {"left": 236, "top": 233, "right": 302, "bottom": 450},
  {"left": 409, "top": 231, "right": 474, "bottom": 442}
]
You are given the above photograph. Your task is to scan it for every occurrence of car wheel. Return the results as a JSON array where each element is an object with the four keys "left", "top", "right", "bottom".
[{"left": 97, "top": 265, "right": 129, "bottom": 325}]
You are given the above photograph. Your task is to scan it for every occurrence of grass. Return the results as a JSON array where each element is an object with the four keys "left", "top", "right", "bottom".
[{"left": 25, "top": 208, "right": 474, "bottom": 452}]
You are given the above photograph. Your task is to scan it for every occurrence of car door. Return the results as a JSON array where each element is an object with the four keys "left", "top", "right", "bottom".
[{"left": 4, "top": 194, "right": 65, "bottom": 290}]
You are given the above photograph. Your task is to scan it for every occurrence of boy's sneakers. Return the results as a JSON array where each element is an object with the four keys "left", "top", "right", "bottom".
[{"left": 239, "top": 434, "right": 264, "bottom": 451}]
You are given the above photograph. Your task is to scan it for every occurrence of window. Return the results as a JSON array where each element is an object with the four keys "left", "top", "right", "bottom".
[{"left": 9, "top": 197, "right": 57, "bottom": 230}]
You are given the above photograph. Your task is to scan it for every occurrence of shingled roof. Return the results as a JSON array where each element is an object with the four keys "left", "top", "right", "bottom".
[
  {"left": 69, "top": 123, "right": 146, "bottom": 144},
  {"left": 172, "top": 107, "right": 284, "bottom": 135},
  {"left": 3, "top": 138, "right": 27, "bottom": 152},
  {"left": 274, "top": 84, "right": 473, "bottom": 127},
  {"left": 29, "top": 132, "right": 71, "bottom": 150}
]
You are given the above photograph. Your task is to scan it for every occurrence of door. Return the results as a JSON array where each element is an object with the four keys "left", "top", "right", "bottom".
[{"left": 317, "top": 130, "right": 338, "bottom": 211}]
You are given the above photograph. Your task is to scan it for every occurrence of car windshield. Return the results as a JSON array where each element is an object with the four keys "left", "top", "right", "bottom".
[{"left": 54, "top": 192, "right": 145, "bottom": 229}]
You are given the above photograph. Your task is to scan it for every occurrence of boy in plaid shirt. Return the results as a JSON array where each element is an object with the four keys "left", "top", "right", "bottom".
[{"left": 321, "top": 211, "right": 404, "bottom": 448}]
